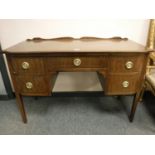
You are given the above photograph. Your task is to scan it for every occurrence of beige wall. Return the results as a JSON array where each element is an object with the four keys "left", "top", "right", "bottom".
[{"left": 0, "top": 19, "right": 150, "bottom": 92}]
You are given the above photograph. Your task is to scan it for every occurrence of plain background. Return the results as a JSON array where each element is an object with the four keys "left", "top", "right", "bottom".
[{"left": 0, "top": 19, "right": 150, "bottom": 93}]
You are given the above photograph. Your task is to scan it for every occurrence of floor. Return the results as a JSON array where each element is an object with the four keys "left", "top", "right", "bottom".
[{"left": 0, "top": 92, "right": 155, "bottom": 135}]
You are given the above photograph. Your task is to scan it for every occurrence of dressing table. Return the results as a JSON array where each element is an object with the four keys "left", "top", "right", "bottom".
[{"left": 3, "top": 37, "right": 149, "bottom": 123}]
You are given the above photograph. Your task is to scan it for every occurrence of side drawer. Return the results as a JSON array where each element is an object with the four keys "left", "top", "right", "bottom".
[
  {"left": 10, "top": 57, "right": 45, "bottom": 75},
  {"left": 109, "top": 55, "right": 145, "bottom": 73},
  {"left": 14, "top": 76, "right": 50, "bottom": 96},
  {"left": 46, "top": 56, "right": 107, "bottom": 71},
  {"left": 105, "top": 73, "right": 139, "bottom": 95}
]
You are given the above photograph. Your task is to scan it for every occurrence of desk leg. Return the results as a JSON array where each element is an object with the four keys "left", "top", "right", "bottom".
[
  {"left": 139, "top": 82, "right": 146, "bottom": 103},
  {"left": 129, "top": 92, "right": 140, "bottom": 122},
  {"left": 15, "top": 93, "right": 27, "bottom": 123}
]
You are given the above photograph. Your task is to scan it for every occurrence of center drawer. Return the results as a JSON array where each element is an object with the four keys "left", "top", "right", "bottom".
[{"left": 46, "top": 56, "right": 107, "bottom": 71}]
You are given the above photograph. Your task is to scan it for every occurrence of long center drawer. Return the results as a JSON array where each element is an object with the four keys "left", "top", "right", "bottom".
[{"left": 46, "top": 56, "right": 107, "bottom": 71}]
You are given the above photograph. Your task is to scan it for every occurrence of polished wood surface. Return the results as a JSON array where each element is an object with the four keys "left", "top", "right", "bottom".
[
  {"left": 109, "top": 55, "right": 145, "bottom": 73},
  {"left": 46, "top": 56, "right": 107, "bottom": 71},
  {"left": 106, "top": 73, "right": 140, "bottom": 95},
  {"left": 15, "top": 76, "right": 50, "bottom": 95},
  {"left": 10, "top": 57, "right": 45, "bottom": 75},
  {"left": 4, "top": 37, "right": 149, "bottom": 123},
  {"left": 4, "top": 38, "right": 147, "bottom": 53}
]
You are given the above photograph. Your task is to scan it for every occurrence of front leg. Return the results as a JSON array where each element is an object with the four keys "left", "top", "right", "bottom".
[
  {"left": 15, "top": 93, "right": 27, "bottom": 123},
  {"left": 129, "top": 92, "right": 141, "bottom": 122}
]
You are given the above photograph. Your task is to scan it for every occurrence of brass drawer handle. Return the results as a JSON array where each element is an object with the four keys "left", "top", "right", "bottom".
[
  {"left": 122, "top": 81, "right": 129, "bottom": 88},
  {"left": 22, "top": 62, "right": 30, "bottom": 70},
  {"left": 125, "top": 61, "right": 134, "bottom": 69},
  {"left": 26, "top": 82, "right": 33, "bottom": 89},
  {"left": 73, "top": 58, "right": 81, "bottom": 66}
]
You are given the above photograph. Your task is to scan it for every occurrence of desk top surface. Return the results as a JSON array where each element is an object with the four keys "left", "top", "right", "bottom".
[{"left": 4, "top": 37, "right": 148, "bottom": 54}]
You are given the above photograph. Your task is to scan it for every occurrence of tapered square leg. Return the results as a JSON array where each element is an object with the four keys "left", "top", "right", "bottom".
[
  {"left": 15, "top": 93, "right": 27, "bottom": 123},
  {"left": 139, "top": 83, "right": 146, "bottom": 103},
  {"left": 129, "top": 92, "right": 141, "bottom": 122}
]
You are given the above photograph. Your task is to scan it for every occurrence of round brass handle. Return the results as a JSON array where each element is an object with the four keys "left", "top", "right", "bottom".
[
  {"left": 125, "top": 61, "right": 134, "bottom": 69},
  {"left": 73, "top": 58, "right": 81, "bottom": 66},
  {"left": 26, "top": 82, "right": 33, "bottom": 89},
  {"left": 122, "top": 81, "right": 129, "bottom": 88},
  {"left": 22, "top": 62, "right": 30, "bottom": 70}
]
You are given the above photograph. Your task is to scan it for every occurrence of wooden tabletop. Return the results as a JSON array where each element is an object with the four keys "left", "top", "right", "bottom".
[{"left": 4, "top": 37, "right": 148, "bottom": 54}]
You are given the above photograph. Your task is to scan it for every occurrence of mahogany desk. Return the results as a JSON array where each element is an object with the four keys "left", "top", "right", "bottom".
[{"left": 3, "top": 37, "right": 149, "bottom": 123}]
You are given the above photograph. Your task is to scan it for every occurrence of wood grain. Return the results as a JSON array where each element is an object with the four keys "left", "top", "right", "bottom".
[
  {"left": 4, "top": 38, "right": 147, "bottom": 54},
  {"left": 4, "top": 37, "right": 150, "bottom": 123},
  {"left": 46, "top": 56, "right": 107, "bottom": 71},
  {"left": 15, "top": 75, "right": 49, "bottom": 95},
  {"left": 105, "top": 73, "right": 139, "bottom": 95},
  {"left": 10, "top": 57, "right": 45, "bottom": 75},
  {"left": 109, "top": 54, "right": 145, "bottom": 73}
]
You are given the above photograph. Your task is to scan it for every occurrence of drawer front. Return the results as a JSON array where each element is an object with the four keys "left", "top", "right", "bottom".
[
  {"left": 15, "top": 76, "right": 49, "bottom": 95},
  {"left": 106, "top": 73, "right": 139, "bottom": 95},
  {"left": 109, "top": 55, "right": 145, "bottom": 73},
  {"left": 46, "top": 56, "right": 107, "bottom": 71},
  {"left": 10, "top": 57, "right": 45, "bottom": 75}
]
